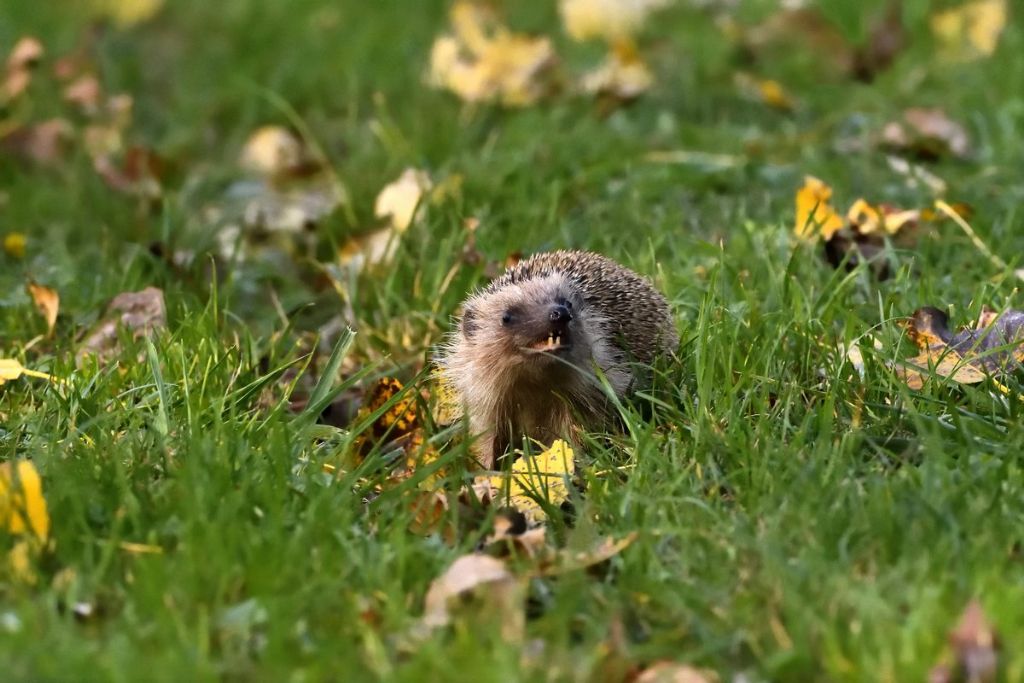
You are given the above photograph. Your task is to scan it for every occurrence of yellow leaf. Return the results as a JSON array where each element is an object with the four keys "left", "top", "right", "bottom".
[
  {"left": 26, "top": 282, "right": 59, "bottom": 336},
  {"left": 428, "top": 2, "right": 557, "bottom": 107},
  {"left": 580, "top": 43, "right": 654, "bottom": 100},
  {"left": 560, "top": 0, "right": 671, "bottom": 42},
  {"left": 736, "top": 73, "right": 794, "bottom": 110},
  {"left": 0, "top": 358, "right": 56, "bottom": 386},
  {"left": 931, "top": 0, "right": 1006, "bottom": 61},
  {"left": 489, "top": 439, "right": 575, "bottom": 524},
  {"left": 794, "top": 176, "right": 844, "bottom": 241},
  {"left": 3, "top": 232, "right": 26, "bottom": 259},
  {"left": 91, "top": 0, "right": 164, "bottom": 27},
  {"left": 0, "top": 460, "right": 50, "bottom": 541},
  {"left": 239, "top": 125, "right": 304, "bottom": 177},
  {"left": 374, "top": 168, "right": 432, "bottom": 232},
  {"left": 8, "top": 540, "right": 38, "bottom": 583},
  {"left": 430, "top": 367, "right": 461, "bottom": 427}
]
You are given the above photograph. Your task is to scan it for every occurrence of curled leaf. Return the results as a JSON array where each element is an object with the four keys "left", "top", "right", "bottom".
[
  {"left": 374, "top": 168, "right": 432, "bottom": 232},
  {"left": 794, "top": 176, "right": 844, "bottom": 241},
  {"left": 26, "top": 282, "right": 59, "bottom": 336},
  {"left": 421, "top": 553, "right": 525, "bottom": 641}
]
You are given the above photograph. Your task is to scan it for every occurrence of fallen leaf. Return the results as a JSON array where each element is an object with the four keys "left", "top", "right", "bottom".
[
  {"left": 881, "top": 108, "right": 972, "bottom": 160},
  {"left": 929, "top": 599, "right": 999, "bottom": 683},
  {"left": 579, "top": 42, "right": 653, "bottom": 101},
  {"left": 896, "top": 306, "right": 1024, "bottom": 389},
  {"left": 488, "top": 439, "right": 575, "bottom": 525},
  {"left": 794, "top": 176, "right": 844, "bottom": 241},
  {"left": 0, "top": 359, "right": 57, "bottom": 385},
  {"left": 0, "top": 460, "right": 49, "bottom": 541},
  {"left": 931, "top": 0, "right": 1007, "bottom": 61},
  {"left": 421, "top": 554, "right": 526, "bottom": 642},
  {"left": 337, "top": 226, "right": 400, "bottom": 271},
  {"left": 731, "top": 8, "right": 854, "bottom": 77},
  {"left": 0, "top": 119, "right": 73, "bottom": 166},
  {"left": 635, "top": 661, "right": 718, "bottom": 683},
  {"left": 560, "top": 0, "right": 671, "bottom": 43},
  {"left": 3, "top": 232, "right": 27, "bottom": 259},
  {"left": 428, "top": 1, "right": 558, "bottom": 107},
  {"left": 851, "top": 2, "right": 907, "bottom": 81},
  {"left": 94, "top": 145, "right": 163, "bottom": 199},
  {"left": 26, "top": 282, "right": 59, "bottom": 336},
  {"left": 374, "top": 168, "right": 432, "bottom": 232},
  {"left": 430, "top": 367, "right": 461, "bottom": 428},
  {"left": 77, "top": 287, "right": 166, "bottom": 362},
  {"left": 239, "top": 126, "right": 305, "bottom": 178},
  {"left": 6, "top": 37, "right": 44, "bottom": 72},
  {"left": 735, "top": 73, "right": 794, "bottom": 111},
  {"left": 90, "top": 0, "right": 165, "bottom": 27},
  {"left": 3, "top": 37, "right": 44, "bottom": 102},
  {"left": 63, "top": 73, "right": 103, "bottom": 113}
]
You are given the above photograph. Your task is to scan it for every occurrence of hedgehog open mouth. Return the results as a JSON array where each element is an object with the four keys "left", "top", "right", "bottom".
[{"left": 526, "top": 331, "right": 571, "bottom": 353}]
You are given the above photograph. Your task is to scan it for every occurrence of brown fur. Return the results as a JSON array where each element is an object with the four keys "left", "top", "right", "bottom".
[{"left": 439, "top": 250, "right": 677, "bottom": 468}]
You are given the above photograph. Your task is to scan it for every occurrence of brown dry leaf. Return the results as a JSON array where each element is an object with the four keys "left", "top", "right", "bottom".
[
  {"left": 635, "top": 662, "right": 718, "bottom": 683},
  {"left": 931, "top": 0, "right": 1007, "bottom": 62},
  {"left": 374, "top": 168, "right": 432, "bottom": 232},
  {"left": 852, "top": 2, "right": 907, "bottom": 81},
  {"left": 929, "top": 599, "right": 999, "bottom": 683},
  {"left": 77, "top": 287, "right": 166, "bottom": 363},
  {"left": 731, "top": 8, "right": 854, "bottom": 77},
  {"left": 95, "top": 146, "right": 163, "bottom": 199},
  {"left": 794, "top": 176, "right": 844, "bottom": 241},
  {"left": 881, "top": 108, "right": 972, "bottom": 160},
  {"left": 0, "top": 119, "right": 73, "bottom": 166},
  {"left": 428, "top": 1, "right": 557, "bottom": 107},
  {"left": 579, "top": 41, "right": 653, "bottom": 101},
  {"left": 26, "top": 282, "right": 59, "bottom": 336},
  {"left": 4, "top": 232, "right": 27, "bottom": 259},
  {"left": 63, "top": 74, "right": 103, "bottom": 113},
  {"left": 896, "top": 306, "right": 1024, "bottom": 389},
  {"left": 421, "top": 553, "right": 526, "bottom": 641},
  {"left": 538, "top": 532, "right": 637, "bottom": 576},
  {"left": 407, "top": 490, "right": 450, "bottom": 536},
  {"left": 0, "top": 359, "right": 57, "bottom": 386},
  {"left": 487, "top": 439, "right": 575, "bottom": 525},
  {"left": 560, "top": 0, "right": 671, "bottom": 42}
]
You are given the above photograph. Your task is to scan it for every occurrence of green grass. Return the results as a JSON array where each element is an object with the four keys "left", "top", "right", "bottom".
[{"left": 3, "top": 1, "right": 1024, "bottom": 681}]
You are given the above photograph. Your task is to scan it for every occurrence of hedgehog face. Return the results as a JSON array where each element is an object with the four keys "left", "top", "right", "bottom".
[{"left": 461, "top": 274, "right": 593, "bottom": 375}]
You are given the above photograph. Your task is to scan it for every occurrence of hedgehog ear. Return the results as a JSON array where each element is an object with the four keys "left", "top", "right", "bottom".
[{"left": 461, "top": 307, "right": 479, "bottom": 338}]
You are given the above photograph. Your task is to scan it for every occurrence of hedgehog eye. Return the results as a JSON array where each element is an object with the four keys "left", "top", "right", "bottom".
[{"left": 501, "top": 311, "right": 513, "bottom": 326}]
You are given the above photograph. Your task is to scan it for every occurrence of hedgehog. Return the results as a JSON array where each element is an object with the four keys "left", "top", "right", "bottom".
[{"left": 439, "top": 250, "right": 678, "bottom": 468}]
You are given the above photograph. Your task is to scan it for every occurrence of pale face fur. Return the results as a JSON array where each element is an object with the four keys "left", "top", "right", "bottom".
[{"left": 441, "top": 273, "right": 632, "bottom": 468}]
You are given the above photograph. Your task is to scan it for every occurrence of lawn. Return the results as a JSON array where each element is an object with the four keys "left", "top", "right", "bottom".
[{"left": 2, "top": 1, "right": 1023, "bottom": 681}]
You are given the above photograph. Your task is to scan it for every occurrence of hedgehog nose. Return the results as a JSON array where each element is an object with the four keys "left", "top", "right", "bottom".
[{"left": 549, "top": 304, "right": 572, "bottom": 324}]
